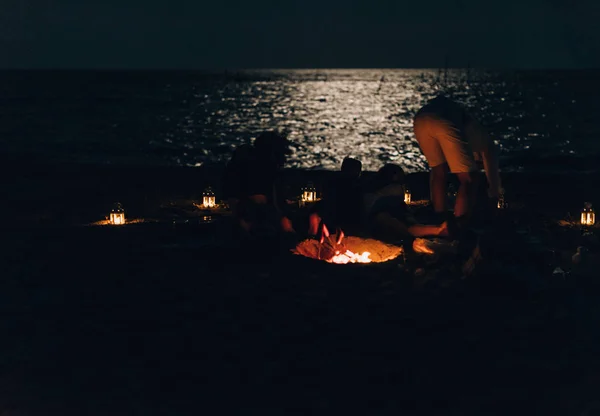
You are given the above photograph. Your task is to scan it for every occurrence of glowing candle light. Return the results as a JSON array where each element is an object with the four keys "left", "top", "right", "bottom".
[
  {"left": 302, "top": 183, "right": 317, "bottom": 203},
  {"left": 202, "top": 187, "right": 216, "bottom": 209},
  {"left": 497, "top": 188, "right": 507, "bottom": 209},
  {"left": 110, "top": 203, "right": 125, "bottom": 225},
  {"left": 404, "top": 187, "right": 411, "bottom": 204},
  {"left": 581, "top": 202, "right": 595, "bottom": 226}
]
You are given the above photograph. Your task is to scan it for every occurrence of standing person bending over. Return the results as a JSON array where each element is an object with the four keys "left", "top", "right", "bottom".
[{"left": 413, "top": 95, "right": 501, "bottom": 228}]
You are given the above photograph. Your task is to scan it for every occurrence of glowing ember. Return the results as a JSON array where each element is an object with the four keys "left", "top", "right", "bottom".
[
  {"left": 293, "top": 230, "right": 402, "bottom": 264},
  {"left": 328, "top": 250, "right": 372, "bottom": 264}
]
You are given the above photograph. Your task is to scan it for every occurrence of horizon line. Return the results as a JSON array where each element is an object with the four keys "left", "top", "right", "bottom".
[{"left": 1, "top": 67, "right": 599, "bottom": 71}]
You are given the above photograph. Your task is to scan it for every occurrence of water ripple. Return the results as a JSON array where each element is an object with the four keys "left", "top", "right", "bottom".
[{"left": 0, "top": 69, "right": 597, "bottom": 172}]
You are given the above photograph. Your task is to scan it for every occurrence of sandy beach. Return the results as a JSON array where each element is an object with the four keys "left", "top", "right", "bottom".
[{"left": 2, "top": 157, "right": 600, "bottom": 414}]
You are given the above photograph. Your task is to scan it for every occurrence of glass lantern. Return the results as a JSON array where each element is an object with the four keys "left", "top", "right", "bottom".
[
  {"left": 110, "top": 202, "right": 126, "bottom": 225},
  {"left": 202, "top": 187, "right": 216, "bottom": 209},
  {"left": 497, "top": 188, "right": 507, "bottom": 209},
  {"left": 581, "top": 202, "right": 595, "bottom": 226},
  {"left": 302, "top": 183, "right": 317, "bottom": 203},
  {"left": 404, "top": 187, "right": 411, "bottom": 204}
]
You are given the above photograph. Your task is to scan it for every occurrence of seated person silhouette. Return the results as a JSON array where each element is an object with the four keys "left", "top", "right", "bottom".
[
  {"left": 363, "top": 164, "right": 448, "bottom": 243},
  {"left": 308, "top": 156, "right": 364, "bottom": 236},
  {"left": 223, "top": 131, "right": 295, "bottom": 237}
]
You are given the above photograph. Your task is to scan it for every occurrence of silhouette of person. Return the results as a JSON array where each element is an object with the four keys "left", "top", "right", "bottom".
[
  {"left": 307, "top": 156, "right": 363, "bottom": 236},
  {"left": 223, "top": 131, "right": 295, "bottom": 236},
  {"left": 413, "top": 95, "right": 501, "bottom": 231},
  {"left": 363, "top": 164, "right": 448, "bottom": 242}
]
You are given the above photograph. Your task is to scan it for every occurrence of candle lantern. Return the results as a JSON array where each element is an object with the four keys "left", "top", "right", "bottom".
[
  {"left": 110, "top": 203, "right": 126, "bottom": 225},
  {"left": 404, "top": 187, "right": 412, "bottom": 204},
  {"left": 581, "top": 202, "right": 595, "bottom": 226},
  {"left": 202, "top": 187, "right": 216, "bottom": 209},
  {"left": 302, "top": 183, "right": 317, "bottom": 203},
  {"left": 497, "top": 189, "right": 507, "bottom": 209}
]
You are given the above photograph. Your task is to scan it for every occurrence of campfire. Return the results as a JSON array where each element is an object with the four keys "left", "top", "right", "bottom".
[{"left": 293, "top": 225, "right": 403, "bottom": 264}]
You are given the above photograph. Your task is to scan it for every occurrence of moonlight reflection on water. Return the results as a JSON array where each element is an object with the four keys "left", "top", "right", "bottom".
[
  {"left": 281, "top": 76, "right": 429, "bottom": 171},
  {"left": 1, "top": 69, "right": 593, "bottom": 171},
  {"left": 191, "top": 70, "right": 434, "bottom": 172},
  {"left": 165, "top": 69, "right": 589, "bottom": 172}
]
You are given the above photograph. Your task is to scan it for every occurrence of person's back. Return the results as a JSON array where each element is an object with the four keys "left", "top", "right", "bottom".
[
  {"left": 223, "top": 144, "right": 253, "bottom": 201},
  {"left": 416, "top": 95, "right": 466, "bottom": 128},
  {"left": 307, "top": 157, "right": 363, "bottom": 236},
  {"left": 333, "top": 157, "right": 363, "bottom": 227},
  {"left": 223, "top": 131, "right": 295, "bottom": 235},
  {"left": 224, "top": 132, "right": 289, "bottom": 203}
]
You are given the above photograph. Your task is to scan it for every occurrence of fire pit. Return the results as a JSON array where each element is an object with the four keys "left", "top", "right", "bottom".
[{"left": 293, "top": 231, "right": 403, "bottom": 264}]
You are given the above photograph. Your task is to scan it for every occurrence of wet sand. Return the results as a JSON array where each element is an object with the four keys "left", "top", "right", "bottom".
[{"left": 2, "top": 158, "right": 600, "bottom": 415}]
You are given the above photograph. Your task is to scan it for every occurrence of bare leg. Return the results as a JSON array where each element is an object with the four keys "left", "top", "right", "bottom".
[
  {"left": 454, "top": 172, "right": 478, "bottom": 219},
  {"left": 308, "top": 213, "right": 321, "bottom": 235},
  {"left": 280, "top": 216, "right": 295, "bottom": 233},
  {"left": 430, "top": 163, "right": 449, "bottom": 214},
  {"left": 374, "top": 213, "right": 447, "bottom": 238},
  {"left": 408, "top": 222, "right": 448, "bottom": 237}
]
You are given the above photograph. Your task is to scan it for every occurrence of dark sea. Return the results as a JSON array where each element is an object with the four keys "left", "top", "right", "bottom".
[{"left": 1, "top": 69, "right": 599, "bottom": 172}]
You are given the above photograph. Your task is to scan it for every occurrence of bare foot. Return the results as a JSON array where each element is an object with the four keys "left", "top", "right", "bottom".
[{"left": 281, "top": 217, "right": 296, "bottom": 233}]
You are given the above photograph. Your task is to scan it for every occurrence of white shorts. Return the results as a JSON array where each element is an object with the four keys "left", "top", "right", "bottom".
[{"left": 413, "top": 114, "right": 477, "bottom": 173}]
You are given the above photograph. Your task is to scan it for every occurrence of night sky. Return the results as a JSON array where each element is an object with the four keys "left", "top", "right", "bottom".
[{"left": 1, "top": 0, "right": 598, "bottom": 69}]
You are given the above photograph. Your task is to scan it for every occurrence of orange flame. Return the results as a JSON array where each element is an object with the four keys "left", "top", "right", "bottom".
[
  {"left": 316, "top": 227, "right": 372, "bottom": 264},
  {"left": 336, "top": 229, "right": 344, "bottom": 245}
]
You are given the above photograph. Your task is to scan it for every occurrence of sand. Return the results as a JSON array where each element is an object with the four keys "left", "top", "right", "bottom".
[
  {"left": 2, "top": 157, "right": 600, "bottom": 415},
  {"left": 293, "top": 234, "right": 403, "bottom": 263}
]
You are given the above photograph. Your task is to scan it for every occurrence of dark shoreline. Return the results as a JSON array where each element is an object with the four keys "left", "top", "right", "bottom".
[{"left": 3, "top": 154, "right": 600, "bottom": 226}]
